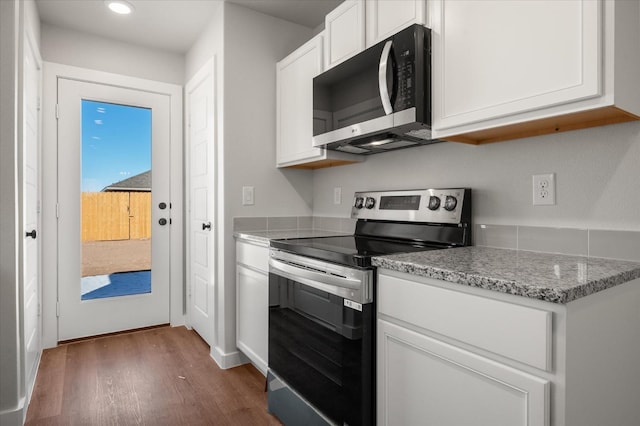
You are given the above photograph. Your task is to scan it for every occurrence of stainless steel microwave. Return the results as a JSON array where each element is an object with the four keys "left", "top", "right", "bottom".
[{"left": 312, "top": 24, "right": 437, "bottom": 154}]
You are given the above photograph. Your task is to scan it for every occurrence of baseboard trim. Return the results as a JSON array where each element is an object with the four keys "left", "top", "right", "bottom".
[
  {"left": 0, "top": 398, "right": 26, "bottom": 426},
  {"left": 210, "top": 345, "right": 249, "bottom": 370}
]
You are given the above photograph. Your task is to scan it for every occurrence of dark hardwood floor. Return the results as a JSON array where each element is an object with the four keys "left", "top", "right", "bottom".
[{"left": 25, "top": 326, "right": 282, "bottom": 425}]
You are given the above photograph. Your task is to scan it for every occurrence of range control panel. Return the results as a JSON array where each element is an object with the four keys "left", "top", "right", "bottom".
[{"left": 351, "top": 188, "right": 471, "bottom": 224}]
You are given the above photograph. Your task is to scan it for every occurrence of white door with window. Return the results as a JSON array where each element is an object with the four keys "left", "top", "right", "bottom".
[
  {"left": 186, "top": 59, "right": 216, "bottom": 346},
  {"left": 57, "top": 79, "right": 172, "bottom": 341}
]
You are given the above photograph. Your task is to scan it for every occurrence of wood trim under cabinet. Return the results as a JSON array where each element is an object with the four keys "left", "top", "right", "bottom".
[
  {"left": 443, "top": 106, "right": 640, "bottom": 145},
  {"left": 285, "top": 158, "right": 360, "bottom": 169}
]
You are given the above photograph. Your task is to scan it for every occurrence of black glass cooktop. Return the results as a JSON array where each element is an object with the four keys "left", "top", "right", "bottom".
[{"left": 270, "top": 235, "right": 446, "bottom": 268}]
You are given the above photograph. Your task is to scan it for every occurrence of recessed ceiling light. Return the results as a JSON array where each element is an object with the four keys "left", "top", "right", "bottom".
[{"left": 105, "top": 0, "right": 134, "bottom": 15}]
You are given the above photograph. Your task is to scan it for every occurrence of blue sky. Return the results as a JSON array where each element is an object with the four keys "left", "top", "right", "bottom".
[{"left": 81, "top": 100, "right": 151, "bottom": 192}]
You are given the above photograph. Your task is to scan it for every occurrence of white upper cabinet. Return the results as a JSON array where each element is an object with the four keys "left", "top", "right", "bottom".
[
  {"left": 366, "top": 0, "right": 426, "bottom": 47},
  {"left": 325, "top": 0, "right": 426, "bottom": 69},
  {"left": 324, "top": 0, "right": 366, "bottom": 69},
  {"left": 431, "top": 0, "right": 640, "bottom": 144},
  {"left": 276, "top": 33, "right": 360, "bottom": 168}
]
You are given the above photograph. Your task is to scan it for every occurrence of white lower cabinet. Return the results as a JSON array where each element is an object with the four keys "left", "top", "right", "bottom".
[
  {"left": 236, "top": 240, "right": 269, "bottom": 375},
  {"left": 378, "top": 319, "right": 549, "bottom": 426},
  {"left": 377, "top": 269, "right": 640, "bottom": 426}
]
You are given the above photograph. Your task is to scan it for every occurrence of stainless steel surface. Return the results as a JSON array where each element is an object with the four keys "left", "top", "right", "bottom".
[
  {"left": 379, "top": 40, "right": 394, "bottom": 115},
  {"left": 269, "top": 249, "right": 373, "bottom": 304},
  {"left": 350, "top": 188, "right": 468, "bottom": 224},
  {"left": 312, "top": 113, "right": 395, "bottom": 147},
  {"left": 311, "top": 107, "right": 425, "bottom": 149}
]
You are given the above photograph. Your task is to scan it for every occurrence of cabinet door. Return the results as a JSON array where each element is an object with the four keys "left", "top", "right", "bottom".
[
  {"left": 377, "top": 319, "right": 549, "bottom": 426},
  {"left": 432, "top": 0, "right": 601, "bottom": 133},
  {"left": 236, "top": 264, "right": 268, "bottom": 375},
  {"left": 325, "top": 0, "right": 365, "bottom": 69},
  {"left": 276, "top": 34, "right": 325, "bottom": 167},
  {"left": 366, "top": 0, "right": 425, "bottom": 47}
]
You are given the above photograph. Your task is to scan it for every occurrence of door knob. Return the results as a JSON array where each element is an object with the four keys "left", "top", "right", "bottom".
[
  {"left": 159, "top": 218, "right": 168, "bottom": 226},
  {"left": 25, "top": 229, "right": 37, "bottom": 239},
  {"left": 202, "top": 222, "right": 212, "bottom": 231}
]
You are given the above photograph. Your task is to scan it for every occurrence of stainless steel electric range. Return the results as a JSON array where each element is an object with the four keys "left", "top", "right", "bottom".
[{"left": 267, "top": 188, "right": 472, "bottom": 426}]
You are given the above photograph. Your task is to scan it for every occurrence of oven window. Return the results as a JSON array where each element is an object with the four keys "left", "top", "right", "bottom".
[{"left": 269, "top": 274, "right": 373, "bottom": 426}]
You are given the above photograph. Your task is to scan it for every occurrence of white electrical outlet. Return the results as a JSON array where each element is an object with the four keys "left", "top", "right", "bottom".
[
  {"left": 532, "top": 173, "right": 556, "bottom": 205},
  {"left": 334, "top": 187, "right": 342, "bottom": 205},
  {"left": 242, "top": 186, "right": 254, "bottom": 205}
]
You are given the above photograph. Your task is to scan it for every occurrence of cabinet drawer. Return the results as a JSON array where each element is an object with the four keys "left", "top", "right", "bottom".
[
  {"left": 236, "top": 241, "right": 269, "bottom": 272},
  {"left": 378, "top": 272, "right": 552, "bottom": 371}
]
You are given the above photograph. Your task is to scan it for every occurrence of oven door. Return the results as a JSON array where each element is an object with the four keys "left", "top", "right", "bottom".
[{"left": 268, "top": 250, "right": 374, "bottom": 426}]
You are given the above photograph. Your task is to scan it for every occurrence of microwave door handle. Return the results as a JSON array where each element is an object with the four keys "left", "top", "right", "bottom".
[{"left": 378, "top": 40, "right": 394, "bottom": 115}]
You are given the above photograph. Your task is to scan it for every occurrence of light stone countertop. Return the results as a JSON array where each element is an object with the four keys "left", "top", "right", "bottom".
[
  {"left": 234, "top": 229, "right": 349, "bottom": 245},
  {"left": 372, "top": 246, "right": 640, "bottom": 304}
]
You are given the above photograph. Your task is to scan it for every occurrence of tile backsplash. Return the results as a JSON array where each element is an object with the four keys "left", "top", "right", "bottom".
[
  {"left": 233, "top": 216, "right": 356, "bottom": 234},
  {"left": 234, "top": 217, "right": 640, "bottom": 262},
  {"left": 475, "top": 224, "right": 640, "bottom": 262},
  {"left": 517, "top": 226, "right": 588, "bottom": 257}
]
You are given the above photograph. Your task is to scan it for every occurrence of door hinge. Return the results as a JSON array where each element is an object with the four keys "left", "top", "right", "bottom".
[
  {"left": 37, "top": 97, "right": 41, "bottom": 112},
  {"left": 55, "top": 104, "right": 59, "bottom": 119},
  {"left": 56, "top": 301, "right": 60, "bottom": 318},
  {"left": 56, "top": 203, "right": 60, "bottom": 218}
]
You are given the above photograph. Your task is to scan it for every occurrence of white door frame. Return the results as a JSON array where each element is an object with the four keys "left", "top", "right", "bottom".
[{"left": 41, "top": 62, "right": 184, "bottom": 348}]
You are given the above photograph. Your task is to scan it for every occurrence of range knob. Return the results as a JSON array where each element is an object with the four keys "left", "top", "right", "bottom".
[
  {"left": 365, "top": 197, "right": 376, "bottom": 209},
  {"left": 427, "top": 195, "right": 441, "bottom": 210},
  {"left": 444, "top": 195, "right": 458, "bottom": 211},
  {"left": 354, "top": 197, "right": 365, "bottom": 209}
]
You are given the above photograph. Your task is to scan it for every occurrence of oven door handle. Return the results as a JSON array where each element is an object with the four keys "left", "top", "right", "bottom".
[{"left": 269, "top": 258, "right": 371, "bottom": 303}]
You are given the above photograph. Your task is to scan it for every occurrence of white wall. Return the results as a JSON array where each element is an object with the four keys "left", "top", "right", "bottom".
[
  {"left": 312, "top": 121, "right": 640, "bottom": 231},
  {"left": 40, "top": 23, "right": 184, "bottom": 85},
  {"left": 185, "top": 2, "right": 313, "bottom": 364},
  {"left": 222, "top": 2, "right": 313, "bottom": 354},
  {"left": 184, "top": 1, "right": 223, "bottom": 84}
]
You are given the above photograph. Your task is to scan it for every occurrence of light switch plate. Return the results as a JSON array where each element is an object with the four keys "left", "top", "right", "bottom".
[
  {"left": 334, "top": 187, "right": 342, "bottom": 205},
  {"left": 242, "top": 186, "right": 254, "bottom": 206}
]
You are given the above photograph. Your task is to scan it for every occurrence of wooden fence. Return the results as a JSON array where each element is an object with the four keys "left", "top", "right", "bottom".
[{"left": 82, "top": 192, "right": 151, "bottom": 241}]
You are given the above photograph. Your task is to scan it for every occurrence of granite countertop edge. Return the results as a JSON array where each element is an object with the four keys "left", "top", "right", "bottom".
[{"left": 372, "top": 247, "right": 640, "bottom": 304}]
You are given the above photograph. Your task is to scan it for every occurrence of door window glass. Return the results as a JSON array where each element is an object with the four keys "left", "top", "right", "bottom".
[{"left": 80, "top": 100, "right": 152, "bottom": 300}]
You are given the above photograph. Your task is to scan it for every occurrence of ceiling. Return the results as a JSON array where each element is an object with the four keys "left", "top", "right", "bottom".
[{"left": 35, "top": 0, "right": 342, "bottom": 54}]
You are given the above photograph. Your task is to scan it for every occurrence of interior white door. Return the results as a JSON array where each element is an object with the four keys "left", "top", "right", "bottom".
[
  {"left": 22, "top": 31, "right": 42, "bottom": 389},
  {"left": 57, "top": 79, "right": 171, "bottom": 341},
  {"left": 185, "top": 59, "right": 216, "bottom": 346}
]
